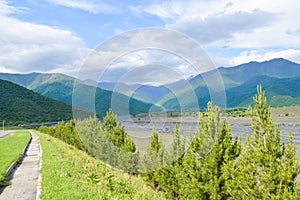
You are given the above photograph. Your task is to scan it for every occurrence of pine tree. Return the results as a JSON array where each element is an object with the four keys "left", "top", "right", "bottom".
[
  {"left": 169, "top": 123, "right": 185, "bottom": 160},
  {"left": 102, "top": 108, "right": 136, "bottom": 153},
  {"left": 141, "top": 127, "right": 166, "bottom": 187},
  {"left": 154, "top": 123, "right": 186, "bottom": 199},
  {"left": 225, "top": 85, "right": 300, "bottom": 199},
  {"left": 178, "top": 102, "right": 241, "bottom": 199}
]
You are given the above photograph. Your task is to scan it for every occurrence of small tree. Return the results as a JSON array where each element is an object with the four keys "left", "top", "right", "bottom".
[
  {"left": 225, "top": 85, "right": 300, "bottom": 199},
  {"left": 154, "top": 123, "right": 186, "bottom": 199},
  {"left": 141, "top": 127, "right": 166, "bottom": 187},
  {"left": 178, "top": 102, "right": 241, "bottom": 199},
  {"left": 102, "top": 108, "right": 136, "bottom": 153}
]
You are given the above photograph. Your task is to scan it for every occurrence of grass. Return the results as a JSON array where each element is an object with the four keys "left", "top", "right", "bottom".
[
  {"left": 35, "top": 131, "right": 165, "bottom": 200},
  {"left": 0, "top": 130, "right": 31, "bottom": 185}
]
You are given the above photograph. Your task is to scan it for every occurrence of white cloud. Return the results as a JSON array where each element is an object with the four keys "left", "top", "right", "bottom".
[
  {"left": 135, "top": 0, "right": 300, "bottom": 49},
  {"left": 131, "top": 0, "right": 300, "bottom": 67},
  {"left": 232, "top": 49, "right": 300, "bottom": 66},
  {"left": 77, "top": 28, "right": 217, "bottom": 84},
  {"left": 0, "top": 14, "right": 89, "bottom": 75},
  {"left": 45, "top": 0, "right": 120, "bottom": 14},
  {"left": 0, "top": 0, "right": 29, "bottom": 15},
  {"left": 170, "top": 9, "right": 277, "bottom": 45}
]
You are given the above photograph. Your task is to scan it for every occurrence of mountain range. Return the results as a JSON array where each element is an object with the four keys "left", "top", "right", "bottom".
[
  {"left": 0, "top": 58, "right": 299, "bottom": 120},
  {"left": 158, "top": 58, "right": 300, "bottom": 109},
  {"left": 97, "top": 58, "right": 300, "bottom": 109},
  {"left": 0, "top": 73, "right": 155, "bottom": 117}
]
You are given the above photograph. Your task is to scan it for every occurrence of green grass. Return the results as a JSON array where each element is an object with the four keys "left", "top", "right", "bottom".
[
  {"left": 0, "top": 130, "right": 31, "bottom": 185},
  {"left": 36, "top": 131, "right": 165, "bottom": 200}
]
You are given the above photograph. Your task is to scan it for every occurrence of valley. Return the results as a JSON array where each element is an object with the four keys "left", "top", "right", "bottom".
[{"left": 1, "top": 58, "right": 300, "bottom": 199}]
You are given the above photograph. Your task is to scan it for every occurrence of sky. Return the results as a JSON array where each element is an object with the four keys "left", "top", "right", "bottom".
[{"left": 1, "top": 0, "right": 300, "bottom": 84}]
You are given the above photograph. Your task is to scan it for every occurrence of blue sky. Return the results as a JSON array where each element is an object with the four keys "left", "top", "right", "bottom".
[{"left": 1, "top": 0, "right": 300, "bottom": 83}]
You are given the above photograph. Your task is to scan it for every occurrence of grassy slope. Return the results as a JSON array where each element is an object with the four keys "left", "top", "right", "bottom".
[
  {"left": 36, "top": 131, "right": 165, "bottom": 200},
  {"left": 0, "top": 130, "right": 31, "bottom": 185}
]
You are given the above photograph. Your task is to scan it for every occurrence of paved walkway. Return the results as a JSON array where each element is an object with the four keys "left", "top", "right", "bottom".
[
  {"left": 0, "top": 130, "right": 14, "bottom": 138},
  {"left": 0, "top": 131, "right": 42, "bottom": 200}
]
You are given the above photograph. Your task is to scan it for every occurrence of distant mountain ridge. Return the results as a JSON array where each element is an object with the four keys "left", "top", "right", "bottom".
[
  {"left": 1, "top": 58, "right": 299, "bottom": 113},
  {"left": 0, "top": 73, "right": 155, "bottom": 117},
  {"left": 160, "top": 58, "right": 300, "bottom": 109},
  {"left": 95, "top": 58, "right": 300, "bottom": 109}
]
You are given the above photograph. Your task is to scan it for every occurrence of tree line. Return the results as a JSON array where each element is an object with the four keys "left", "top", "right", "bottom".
[{"left": 38, "top": 86, "right": 300, "bottom": 199}]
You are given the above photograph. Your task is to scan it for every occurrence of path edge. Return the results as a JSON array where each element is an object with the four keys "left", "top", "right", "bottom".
[
  {"left": 34, "top": 130, "right": 43, "bottom": 200},
  {"left": 0, "top": 130, "right": 32, "bottom": 194}
]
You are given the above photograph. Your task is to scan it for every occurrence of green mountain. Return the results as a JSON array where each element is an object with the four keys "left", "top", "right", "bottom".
[
  {"left": 1, "top": 58, "right": 299, "bottom": 114},
  {"left": 0, "top": 79, "right": 73, "bottom": 125},
  {"left": 159, "top": 58, "right": 300, "bottom": 109},
  {"left": 219, "top": 58, "right": 300, "bottom": 85},
  {"left": 226, "top": 76, "right": 300, "bottom": 107},
  {"left": 0, "top": 73, "right": 154, "bottom": 117}
]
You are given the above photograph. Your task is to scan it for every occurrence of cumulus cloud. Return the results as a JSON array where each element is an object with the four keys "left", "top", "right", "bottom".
[
  {"left": 0, "top": 1, "right": 89, "bottom": 76},
  {"left": 99, "top": 50, "right": 197, "bottom": 85},
  {"left": 132, "top": 0, "right": 300, "bottom": 67},
  {"left": 170, "top": 9, "right": 277, "bottom": 44},
  {"left": 45, "top": 0, "right": 120, "bottom": 14},
  {"left": 0, "top": 0, "right": 29, "bottom": 15},
  {"left": 78, "top": 28, "right": 217, "bottom": 84}
]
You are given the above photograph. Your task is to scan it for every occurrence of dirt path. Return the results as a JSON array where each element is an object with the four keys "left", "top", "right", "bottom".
[{"left": 0, "top": 131, "right": 42, "bottom": 200}]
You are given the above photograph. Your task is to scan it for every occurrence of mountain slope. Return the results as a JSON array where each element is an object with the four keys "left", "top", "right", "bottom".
[
  {"left": 0, "top": 73, "right": 155, "bottom": 117},
  {"left": 160, "top": 58, "right": 300, "bottom": 109},
  {"left": 226, "top": 76, "right": 300, "bottom": 107},
  {"left": 95, "top": 58, "right": 300, "bottom": 110},
  {"left": 219, "top": 58, "right": 300, "bottom": 85},
  {"left": 0, "top": 79, "right": 73, "bottom": 125}
]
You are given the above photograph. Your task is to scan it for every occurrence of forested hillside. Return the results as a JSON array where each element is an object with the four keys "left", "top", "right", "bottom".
[{"left": 0, "top": 79, "right": 73, "bottom": 125}]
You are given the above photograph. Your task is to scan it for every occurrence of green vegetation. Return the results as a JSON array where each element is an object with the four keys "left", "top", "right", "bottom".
[
  {"left": 0, "top": 130, "right": 31, "bottom": 185},
  {"left": 36, "top": 131, "right": 164, "bottom": 200},
  {"left": 226, "top": 76, "right": 300, "bottom": 108},
  {"left": 39, "top": 109, "right": 139, "bottom": 173},
  {"left": 225, "top": 86, "right": 299, "bottom": 198},
  {"left": 0, "top": 79, "right": 73, "bottom": 126},
  {"left": 141, "top": 86, "right": 300, "bottom": 199},
  {"left": 222, "top": 107, "right": 247, "bottom": 117},
  {"left": 38, "top": 86, "right": 300, "bottom": 199},
  {"left": 38, "top": 119, "right": 85, "bottom": 151}
]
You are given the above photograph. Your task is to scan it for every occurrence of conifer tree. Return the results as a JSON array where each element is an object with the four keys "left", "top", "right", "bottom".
[
  {"left": 102, "top": 108, "right": 136, "bottom": 153},
  {"left": 155, "top": 123, "right": 186, "bottom": 199},
  {"left": 141, "top": 127, "right": 166, "bottom": 187},
  {"left": 179, "top": 102, "right": 241, "bottom": 199},
  {"left": 225, "top": 85, "right": 300, "bottom": 199}
]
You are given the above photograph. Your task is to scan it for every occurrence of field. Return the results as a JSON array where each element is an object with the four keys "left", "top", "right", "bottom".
[{"left": 0, "top": 130, "right": 31, "bottom": 185}]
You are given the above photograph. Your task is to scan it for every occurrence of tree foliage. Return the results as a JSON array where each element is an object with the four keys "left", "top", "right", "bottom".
[
  {"left": 141, "top": 87, "right": 299, "bottom": 199},
  {"left": 0, "top": 79, "right": 73, "bottom": 125},
  {"left": 38, "top": 86, "right": 300, "bottom": 199},
  {"left": 225, "top": 86, "right": 300, "bottom": 199}
]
